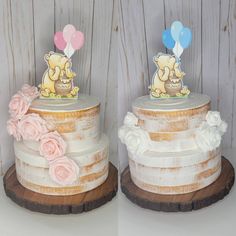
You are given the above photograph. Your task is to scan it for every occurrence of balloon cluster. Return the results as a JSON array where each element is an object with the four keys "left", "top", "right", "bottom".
[
  {"left": 54, "top": 24, "right": 84, "bottom": 58},
  {"left": 162, "top": 21, "right": 192, "bottom": 58}
]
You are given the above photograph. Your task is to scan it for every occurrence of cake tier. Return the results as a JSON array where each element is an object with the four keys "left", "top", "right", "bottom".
[
  {"left": 133, "top": 93, "right": 210, "bottom": 142},
  {"left": 28, "top": 94, "right": 100, "bottom": 147},
  {"left": 119, "top": 93, "right": 226, "bottom": 195},
  {"left": 129, "top": 148, "right": 221, "bottom": 195},
  {"left": 15, "top": 134, "right": 109, "bottom": 196}
]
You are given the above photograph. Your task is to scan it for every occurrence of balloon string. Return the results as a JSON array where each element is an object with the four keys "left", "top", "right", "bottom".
[
  {"left": 177, "top": 42, "right": 179, "bottom": 58},
  {"left": 64, "top": 43, "right": 73, "bottom": 58},
  {"left": 176, "top": 42, "right": 179, "bottom": 61}
]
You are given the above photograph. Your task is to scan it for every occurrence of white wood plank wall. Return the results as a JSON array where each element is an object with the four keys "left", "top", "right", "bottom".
[
  {"left": 0, "top": 0, "right": 235, "bottom": 173},
  {"left": 0, "top": 0, "right": 118, "bottom": 173},
  {"left": 118, "top": 0, "right": 236, "bottom": 170}
]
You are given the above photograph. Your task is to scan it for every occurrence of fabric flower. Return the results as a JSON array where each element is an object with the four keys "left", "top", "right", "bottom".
[
  {"left": 7, "top": 119, "right": 21, "bottom": 141},
  {"left": 9, "top": 92, "right": 30, "bottom": 119},
  {"left": 218, "top": 120, "right": 227, "bottom": 135},
  {"left": 21, "top": 84, "right": 39, "bottom": 100},
  {"left": 18, "top": 113, "right": 48, "bottom": 141},
  {"left": 118, "top": 126, "right": 131, "bottom": 144},
  {"left": 49, "top": 156, "right": 79, "bottom": 186},
  {"left": 39, "top": 131, "right": 67, "bottom": 161},
  {"left": 206, "top": 111, "right": 222, "bottom": 127},
  {"left": 119, "top": 126, "right": 150, "bottom": 155},
  {"left": 123, "top": 112, "right": 138, "bottom": 127},
  {"left": 195, "top": 122, "right": 221, "bottom": 152}
]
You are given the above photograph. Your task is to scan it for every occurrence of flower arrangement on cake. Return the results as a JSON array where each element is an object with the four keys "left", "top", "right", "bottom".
[{"left": 7, "top": 84, "right": 79, "bottom": 186}]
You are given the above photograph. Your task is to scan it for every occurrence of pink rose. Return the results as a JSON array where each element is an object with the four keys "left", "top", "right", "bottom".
[
  {"left": 49, "top": 156, "right": 79, "bottom": 186},
  {"left": 9, "top": 92, "right": 30, "bottom": 119},
  {"left": 18, "top": 113, "right": 48, "bottom": 141},
  {"left": 21, "top": 84, "right": 39, "bottom": 100},
  {"left": 39, "top": 131, "right": 67, "bottom": 161},
  {"left": 7, "top": 119, "right": 21, "bottom": 141}
]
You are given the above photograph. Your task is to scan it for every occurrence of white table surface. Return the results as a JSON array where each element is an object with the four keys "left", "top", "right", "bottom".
[
  {"left": 0, "top": 149, "right": 235, "bottom": 236},
  {"left": 119, "top": 148, "right": 236, "bottom": 236}
]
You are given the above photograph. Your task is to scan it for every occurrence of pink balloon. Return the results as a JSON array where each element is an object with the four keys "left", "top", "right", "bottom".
[
  {"left": 54, "top": 31, "right": 66, "bottom": 50},
  {"left": 71, "top": 31, "right": 84, "bottom": 50},
  {"left": 63, "top": 24, "right": 76, "bottom": 43}
]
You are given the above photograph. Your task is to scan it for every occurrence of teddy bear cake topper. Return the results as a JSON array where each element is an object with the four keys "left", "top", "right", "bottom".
[
  {"left": 39, "top": 24, "right": 84, "bottom": 99},
  {"left": 149, "top": 21, "right": 192, "bottom": 99}
]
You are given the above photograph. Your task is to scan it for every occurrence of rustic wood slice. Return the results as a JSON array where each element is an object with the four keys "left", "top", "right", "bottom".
[
  {"left": 3, "top": 162, "right": 118, "bottom": 215},
  {"left": 121, "top": 157, "right": 235, "bottom": 212}
]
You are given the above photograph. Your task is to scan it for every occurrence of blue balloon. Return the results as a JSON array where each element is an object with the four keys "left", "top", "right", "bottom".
[
  {"left": 179, "top": 27, "right": 192, "bottom": 48},
  {"left": 171, "top": 21, "right": 183, "bottom": 41},
  {"left": 162, "top": 29, "right": 175, "bottom": 49}
]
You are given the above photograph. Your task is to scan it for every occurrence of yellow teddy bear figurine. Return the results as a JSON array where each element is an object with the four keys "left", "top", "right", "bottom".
[
  {"left": 39, "top": 51, "right": 77, "bottom": 97},
  {"left": 150, "top": 53, "right": 187, "bottom": 98}
]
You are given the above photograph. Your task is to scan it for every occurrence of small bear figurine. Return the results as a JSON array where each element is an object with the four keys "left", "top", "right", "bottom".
[
  {"left": 150, "top": 53, "right": 190, "bottom": 98},
  {"left": 40, "top": 51, "right": 79, "bottom": 98}
]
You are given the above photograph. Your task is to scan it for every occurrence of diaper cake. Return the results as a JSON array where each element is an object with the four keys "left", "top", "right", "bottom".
[
  {"left": 119, "top": 21, "right": 231, "bottom": 198},
  {"left": 6, "top": 25, "right": 111, "bottom": 198}
]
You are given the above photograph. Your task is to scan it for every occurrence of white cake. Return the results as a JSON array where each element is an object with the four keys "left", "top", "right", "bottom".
[
  {"left": 14, "top": 94, "right": 109, "bottom": 196},
  {"left": 119, "top": 93, "right": 227, "bottom": 195}
]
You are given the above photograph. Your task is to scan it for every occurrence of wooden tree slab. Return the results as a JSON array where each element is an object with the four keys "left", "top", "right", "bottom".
[
  {"left": 121, "top": 157, "right": 234, "bottom": 212},
  {"left": 3, "top": 162, "right": 118, "bottom": 214}
]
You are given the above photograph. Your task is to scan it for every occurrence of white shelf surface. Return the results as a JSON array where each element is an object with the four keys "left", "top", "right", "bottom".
[{"left": 118, "top": 148, "right": 236, "bottom": 236}]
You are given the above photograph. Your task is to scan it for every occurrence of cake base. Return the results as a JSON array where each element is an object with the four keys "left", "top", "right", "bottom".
[
  {"left": 121, "top": 157, "right": 234, "bottom": 212},
  {"left": 3, "top": 162, "right": 118, "bottom": 214}
]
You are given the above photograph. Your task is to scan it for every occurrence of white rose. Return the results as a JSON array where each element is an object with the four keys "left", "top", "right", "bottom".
[
  {"left": 206, "top": 111, "right": 222, "bottom": 127},
  {"left": 118, "top": 125, "right": 150, "bottom": 155},
  {"left": 218, "top": 120, "right": 227, "bottom": 135},
  {"left": 195, "top": 122, "right": 221, "bottom": 152},
  {"left": 125, "top": 127, "right": 150, "bottom": 155},
  {"left": 118, "top": 126, "right": 132, "bottom": 143},
  {"left": 123, "top": 112, "right": 138, "bottom": 127}
]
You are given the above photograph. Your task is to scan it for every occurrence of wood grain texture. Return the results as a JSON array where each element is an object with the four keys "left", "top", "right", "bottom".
[
  {"left": 118, "top": 0, "right": 150, "bottom": 169},
  {"left": 104, "top": 0, "right": 118, "bottom": 161},
  {"left": 121, "top": 157, "right": 235, "bottom": 212},
  {"left": 4, "top": 162, "right": 117, "bottom": 214},
  {"left": 90, "top": 0, "right": 114, "bottom": 132},
  {"left": 218, "top": 0, "right": 236, "bottom": 148},
  {"left": 54, "top": 0, "right": 94, "bottom": 92},
  {"left": 201, "top": 0, "right": 220, "bottom": 110},
  {"left": 118, "top": 0, "right": 149, "bottom": 111},
  {"left": 0, "top": 0, "right": 36, "bottom": 173},
  {"left": 0, "top": 0, "right": 14, "bottom": 173},
  {"left": 11, "top": 0, "right": 35, "bottom": 87},
  {"left": 164, "top": 0, "right": 202, "bottom": 93},
  {"left": 33, "top": 0, "right": 55, "bottom": 85},
  {"left": 143, "top": 0, "right": 166, "bottom": 79}
]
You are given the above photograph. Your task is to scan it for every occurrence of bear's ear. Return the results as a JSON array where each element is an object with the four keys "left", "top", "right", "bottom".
[
  {"left": 44, "top": 54, "right": 50, "bottom": 61},
  {"left": 153, "top": 56, "right": 159, "bottom": 63},
  {"left": 170, "top": 56, "right": 176, "bottom": 63},
  {"left": 44, "top": 51, "right": 54, "bottom": 61}
]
